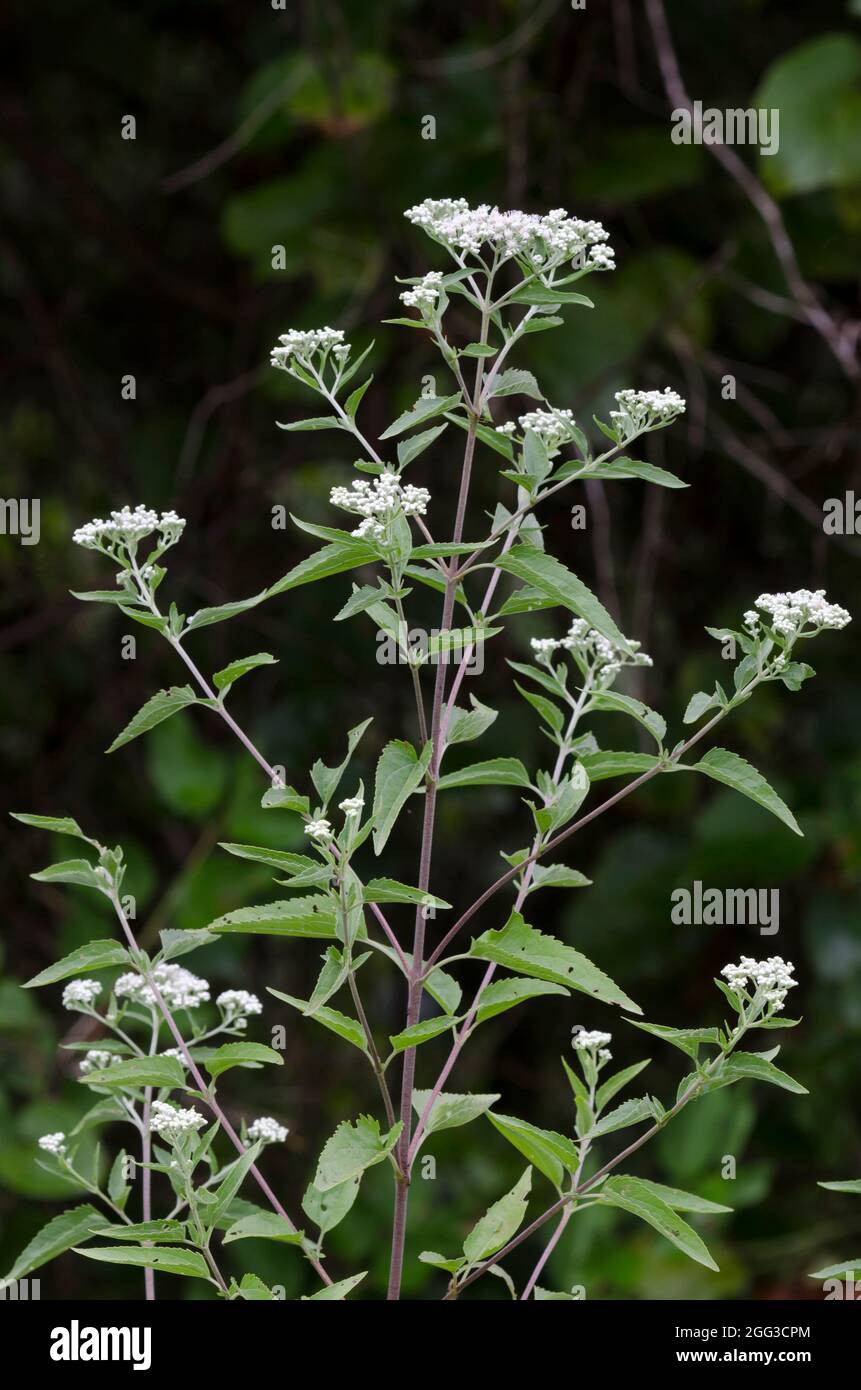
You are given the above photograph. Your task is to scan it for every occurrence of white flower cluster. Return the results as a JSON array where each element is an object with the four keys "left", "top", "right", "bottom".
[
  {"left": 305, "top": 818, "right": 333, "bottom": 841},
  {"left": 115, "top": 963, "right": 210, "bottom": 1012},
  {"left": 150, "top": 1101, "right": 207, "bottom": 1142},
  {"left": 62, "top": 978, "right": 103, "bottom": 1011},
  {"left": 744, "top": 590, "right": 851, "bottom": 640},
  {"left": 399, "top": 271, "right": 443, "bottom": 310},
  {"left": 73, "top": 505, "right": 186, "bottom": 552},
  {"left": 609, "top": 388, "right": 686, "bottom": 440},
  {"left": 247, "top": 1116, "right": 289, "bottom": 1145},
  {"left": 573, "top": 1029, "right": 612, "bottom": 1063},
  {"left": 330, "top": 471, "right": 430, "bottom": 542},
  {"left": 721, "top": 956, "right": 797, "bottom": 1012},
  {"left": 79, "top": 1049, "right": 122, "bottom": 1075},
  {"left": 38, "top": 1132, "right": 67, "bottom": 1157},
  {"left": 216, "top": 989, "right": 262, "bottom": 1028},
  {"left": 404, "top": 199, "right": 614, "bottom": 273},
  {"left": 270, "top": 327, "right": 349, "bottom": 371},
  {"left": 339, "top": 795, "right": 364, "bottom": 818},
  {"left": 162, "top": 1048, "right": 188, "bottom": 1067},
  {"left": 496, "top": 406, "right": 578, "bottom": 450},
  {"left": 531, "top": 619, "right": 652, "bottom": 686}
]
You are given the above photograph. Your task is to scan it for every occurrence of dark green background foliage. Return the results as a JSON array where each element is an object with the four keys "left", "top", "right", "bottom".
[{"left": 2, "top": 0, "right": 860, "bottom": 1299}]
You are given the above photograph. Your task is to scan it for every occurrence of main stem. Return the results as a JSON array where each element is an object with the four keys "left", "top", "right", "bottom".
[{"left": 387, "top": 297, "right": 492, "bottom": 1300}]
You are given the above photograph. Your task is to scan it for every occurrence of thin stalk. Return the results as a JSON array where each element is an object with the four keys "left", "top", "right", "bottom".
[{"left": 141, "top": 1013, "right": 159, "bottom": 1301}]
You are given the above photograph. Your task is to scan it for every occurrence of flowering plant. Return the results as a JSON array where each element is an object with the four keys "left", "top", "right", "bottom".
[{"left": 6, "top": 198, "right": 850, "bottom": 1301}]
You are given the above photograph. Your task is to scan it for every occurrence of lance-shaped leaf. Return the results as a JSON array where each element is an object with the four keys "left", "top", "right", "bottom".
[
  {"left": 302, "top": 1272, "right": 368, "bottom": 1300},
  {"left": 629, "top": 1020, "right": 720, "bottom": 1060},
  {"left": 810, "top": 1258, "right": 861, "bottom": 1280},
  {"left": 557, "top": 457, "right": 687, "bottom": 488},
  {"left": 486, "top": 1112, "right": 580, "bottom": 1189},
  {"left": 311, "top": 716, "right": 373, "bottom": 807},
  {"left": 496, "top": 547, "right": 631, "bottom": 651},
  {"left": 222, "top": 1213, "right": 305, "bottom": 1246},
  {"left": 596, "top": 1059, "right": 652, "bottom": 1110},
  {"left": 436, "top": 758, "right": 532, "bottom": 791},
  {"left": 709, "top": 1050, "right": 808, "bottom": 1095},
  {"left": 207, "top": 896, "right": 340, "bottom": 938},
  {"left": 32, "top": 859, "right": 104, "bottom": 891},
  {"left": 204, "top": 1043, "right": 284, "bottom": 1079},
  {"left": 389, "top": 1015, "right": 457, "bottom": 1054},
  {"left": 267, "top": 540, "right": 378, "bottom": 598},
  {"left": 94, "top": 1220, "right": 188, "bottom": 1243},
  {"left": 474, "top": 977, "right": 569, "bottom": 1025},
  {"left": 24, "top": 939, "right": 131, "bottom": 988},
  {"left": 208, "top": 1141, "right": 264, "bottom": 1228},
  {"left": 372, "top": 739, "right": 432, "bottom": 854},
  {"left": 212, "top": 652, "right": 277, "bottom": 695},
  {"left": 363, "top": 879, "right": 451, "bottom": 910},
  {"left": 526, "top": 864, "right": 592, "bottom": 894},
  {"left": 411, "top": 1090, "right": 500, "bottom": 1135},
  {"left": 469, "top": 912, "right": 641, "bottom": 1014},
  {"left": 268, "top": 988, "right": 367, "bottom": 1052},
  {"left": 107, "top": 686, "right": 199, "bottom": 753},
  {"left": 682, "top": 747, "right": 802, "bottom": 836},
  {"left": 590, "top": 690, "right": 666, "bottom": 747},
  {"left": 314, "top": 1116, "right": 403, "bottom": 1191},
  {"left": 598, "top": 1176, "right": 720, "bottom": 1271},
  {"left": 624, "top": 1179, "right": 732, "bottom": 1215},
  {"left": 75, "top": 1245, "right": 210, "bottom": 1279},
  {"left": 586, "top": 1095, "right": 659, "bottom": 1138},
  {"left": 578, "top": 751, "right": 661, "bottom": 782},
  {"left": 379, "top": 393, "right": 461, "bottom": 439},
  {"left": 463, "top": 1167, "right": 532, "bottom": 1263},
  {"left": 81, "top": 1056, "right": 187, "bottom": 1091},
  {"left": 218, "top": 843, "right": 318, "bottom": 875},
  {"left": 4, "top": 1204, "right": 113, "bottom": 1283},
  {"left": 818, "top": 1180, "right": 861, "bottom": 1195},
  {"left": 11, "top": 812, "right": 98, "bottom": 845}
]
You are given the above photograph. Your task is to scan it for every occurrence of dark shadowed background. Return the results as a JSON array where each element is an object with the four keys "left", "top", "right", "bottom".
[{"left": 2, "top": 0, "right": 860, "bottom": 1299}]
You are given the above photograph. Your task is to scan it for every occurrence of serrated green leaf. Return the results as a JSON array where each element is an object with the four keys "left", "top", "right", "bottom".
[
  {"left": 212, "top": 652, "right": 277, "bottom": 694},
  {"left": 496, "top": 547, "right": 630, "bottom": 650},
  {"left": 372, "top": 739, "right": 431, "bottom": 854},
  {"left": 469, "top": 912, "right": 641, "bottom": 1013},
  {"left": 475, "top": 977, "right": 568, "bottom": 1025},
  {"left": 74, "top": 1245, "right": 210, "bottom": 1279},
  {"left": 463, "top": 1168, "right": 532, "bottom": 1262},
  {"left": 268, "top": 988, "right": 367, "bottom": 1051},
  {"left": 389, "top": 1014, "right": 457, "bottom": 1054},
  {"left": 685, "top": 747, "right": 802, "bottom": 836},
  {"left": 600, "top": 1176, "right": 720, "bottom": 1271},
  {"left": 314, "top": 1116, "right": 402, "bottom": 1191},
  {"left": 107, "top": 686, "right": 198, "bottom": 753},
  {"left": 204, "top": 1043, "right": 283, "bottom": 1080},
  {"left": 379, "top": 394, "right": 461, "bottom": 439},
  {"left": 24, "top": 939, "right": 130, "bottom": 988},
  {"left": 486, "top": 1112, "right": 579, "bottom": 1188},
  {"left": 412, "top": 1090, "right": 499, "bottom": 1135},
  {"left": 4, "top": 1205, "right": 112, "bottom": 1282},
  {"left": 267, "top": 540, "right": 378, "bottom": 598},
  {"left": 207, "top": 897, "right": 339, "bottom": 938},
  {"left": 363, "top": 879, "right": 451, "bottom": 910},
  {"left": 81, "top": 1056, "right": 187, "bottom": 1091},
  {"left": 436, "top": 758, "right": 532, "bottom": 791},
  {"left": 302, "top": 1176, "right": 361, "bottom": 1234},
  {"left": 303, "top": 1272, "right": 368, "bottom": 1300},
  {"left": 590, "top": 690, "right": 666, "bottom": 746},
  {"left": 222, "top": 1213, "right": 304, "bottom": 1245}
]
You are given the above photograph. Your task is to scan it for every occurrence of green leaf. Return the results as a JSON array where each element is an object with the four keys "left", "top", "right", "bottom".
[
  {"left": 222, "top": 1213, "right": 304, "bottom": 1245},
  {"left": 424, "top": 965, "right": 463, "bottom": 1017},
  {"left": 205, "top": 1043, "right": 284, "bottom": 1080},
  {"left": 587, "top": 1096, "right": 658, "bottom": 1138},
  {"left": 276, "top": 415, "right": 343, "bottom": 432},
  {"left": 207, "top": 896, "right": 339, "bottom": 938},
  {"left": 600, "top": 1176, "right": 720, "bottom": 1271},
  {"left": 489, "top": 368, "right": 542, "bottom": 399},
  {"left": 419, "top": 1250, "right": 466, "bottom": 1274},
  {"left": 486, "top": 1113, "right": 579, "bottom": 1188},
  {"left": 74, "top": 1245, "right": 210, "bottom": 1279},
  {"left": 534, "top": 1286, "right": 577, "bottom": 1300},
  {"left": 334, "top": 584, "right": 386, "bottom": 622},
  {"left": 714, "top": 1051, "right": 808, "bottom": 1095},
  {"left": 212, "top": 653, "right": 277, "bottom": 694},
  {"left": 268, "top": 989, "right": 367, "bottom": 1051},
  {"left": 24, "top": 939, "right": 130, "bottom": 988},
  {"left": 260, "top": 785, "right": 311, "bottom": 814},
  {"left": 496, "top": 547, "right": 631, "bottom": 651},
  {"left": 578, "top": 751, "right": 661, "bottom": 782},
  {"left": 628, "top": 1020, "right": 720, "bottom": 1060},
  {"left": 81, "top": 1056, "right": 187, "bottom": 1091},
  {"left": 379, "top": 394, "right": 461, "bottom": 439},
  {"left": 463, "top": 1168, "right": 532, "bottom": 1263},
  {"left": 754, "top": 34, "right": 861, "bottom": 197},
  {"left": 345, "top": 375, "right": 373, "bottom": 418},
  {"left": 11, "top": 812, "right": 95, "bottom": 844},
  {"left": 209, "top": 1141, "right": 263, "bottom": 1228},
  {"left": 469, "top": 912, "right": 641, "bottom": 1013},
  {"left": 302, "top": 1176, "right": 361, "bottom": 1234},
  {"left": 372, "top": 739, "right": 432, "bottom": 854},
  {"left": 684, "top": 689, "right": 722, "bottom": 724},
  {"left": 526, "top": 865, "right": 592, "bottom": 894},
  {"left": 686, "top": 747, "right": 802, "bottom": 836},
  {"left": 267, "top": 540, "right": 378, "bottom": 598},
  {"left": 475, "top": 977, "right": 569, "bottom": 1025},
  {"left": 411, "top": 1090, "right": 499, "bottom": 1135},
  {"left": 314, "top": 1116, "right": 403, "bottom": 1191},
  {"left": 818, "top": 1180, "right": 861, "bottom": 1194},
  {"left": 185, "top": 593, "right": 271, "bottom": 631},
  {"left": 95, "top": 1219, "right": 188, "bottom": 1243},
  {"left": 624, "top": 1178, "right": 732, "bottom": 1215},
  {"left": 596, "top": 1059, "right": 652, "bottom": 1110},
  {"left": 397, "top": 423, "right": 448, "bottom": 467},
  {"left": 560, "top": 457, "right": 687, "bottom": 488},
  {"left": 507, "top": 284, "right": 594, "bottom": 306},
  {"left": 590, "top": 691, "right": 666, "bottom": 746},
  {"left": 4, "top": 1204, "right": 112, "bottom": 1282},
  {"left": 436, "top": 758, "right": 532, "bottom": 791},
  {"left": 444, "top": 696, "right": 498, "bottom": 746},
  {"left": 363, "top": 879, "right": 451, "bottom": 910},
  {"left": 303, "top": 1272, "right": 368, "bottom": 1300},
  {"left": 107, "top": 686, "right": 199, "bottom": 753},
  {"left": 810, "top": 1258, "right": 861, "bottom": 1280},
  {"left": 159, "top": 927, "right": 217, "bottom": 962},
  {"left": 218, "top": 843, "right": 319, "bottom": 875},
  {"left": 32, "top": 859, "right": 104, "bottom": 890},
  {"left": 311, "top": 716, "right": 373, "bottom": 808},
  {"left": 389, "top": 1015, "right": 456, "bottom": 1054}
]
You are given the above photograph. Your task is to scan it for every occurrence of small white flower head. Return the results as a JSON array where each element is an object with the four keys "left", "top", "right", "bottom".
[
  {"left": 330, "top": 470, "right": 430, "bottom": 542},
  {"left": 495, "top": 421, "right": 517, "bottom": 437},
  {"left": 533, "top": 621, "right": 651, "bottom": 688},
  {"left": 598, "top": 1048, "right": 613, "bottom": 1064},
  {"left": 721, "top": 956, "right": 797, "bottom": 1013},
  {"left": 530, "top": 637, "right": 562, "bottom": 663},
  {"left": 38, "top": 1132, "right": 67, "bottom": 1158},
  {"left": 73, "top": 504, "right": 186, "bottom": 555},
  {"left": 247, "top": 1116, "right": 289, "bottom": 1145},
  {"left": 339, "top": 795, "right": 365, "bottom": 819},
  {"left": 270, "top": 327, "right": 349, "bottom": 373},
  {"left": 750, "top": 590, "right": 851, "bottom": 642},
  {"left": 79, "top": 1049, "right": 119, "bottom": 1075},
  {"left": 404, "top": 199, "right": 614, "bottom": 281},
  {"left": 399, "top": 271, "right": 444, "bottom": 310},
  {"left": 115, "top": 963, "right": 210, "bottom": 1012},
  {"left": 217, "top": 989, "right": 262, "bottom": 1028},
  {"left": 149, "top": 1100, "right": 206, "bottom": 1143},
  {"left": 161, "top": 1048, "right": 188, "bottom": 1068},
  {"left": 517, "top": 407, "right": 578, "bottom": 451},
  {"left": 62, "top": 978, "right": 103, "bottom": 1012},
  {"left": 572, "top": 1029, "right": 613, "bottom": 1051},
  {"left": 609, "top": 388, "right": 686, "bottom": 441},
  {"left": 304, "top": 818, "right": 333, "bottom": 841}
]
